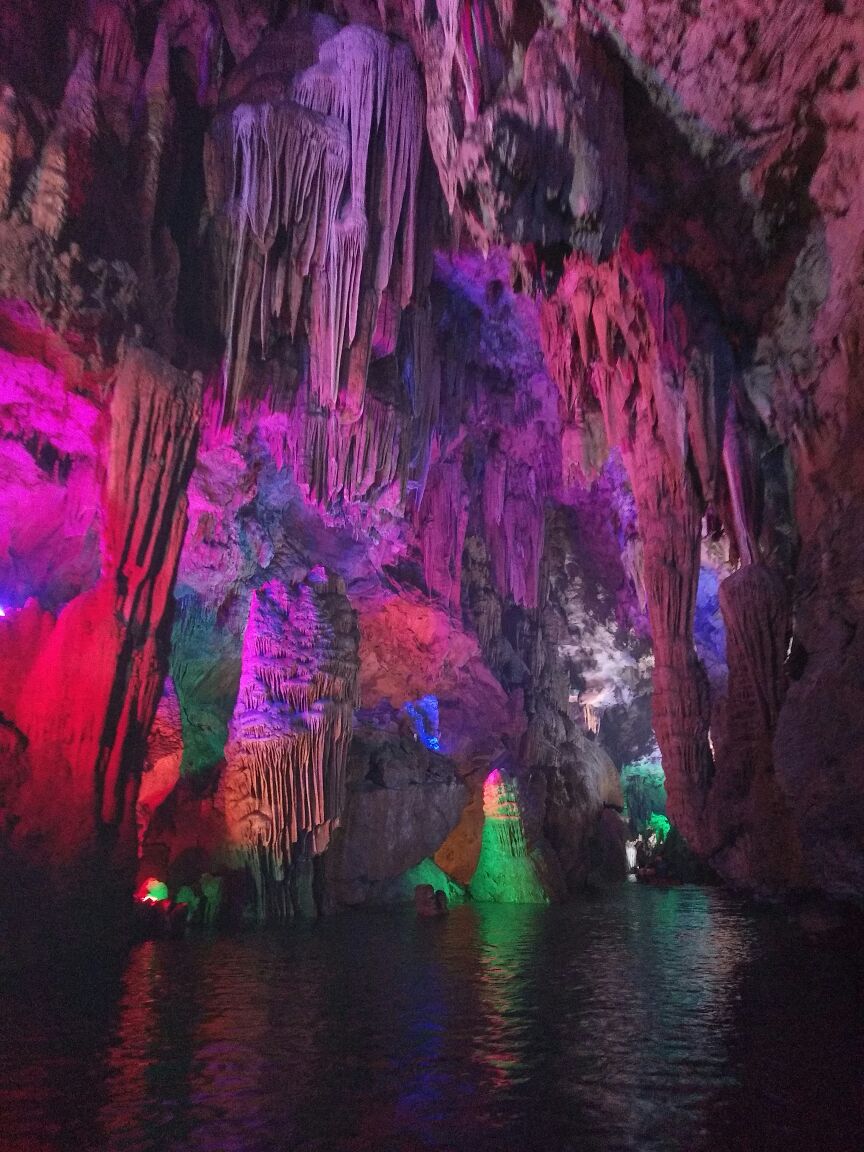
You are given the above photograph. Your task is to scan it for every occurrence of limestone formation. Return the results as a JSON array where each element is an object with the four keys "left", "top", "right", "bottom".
[
  {"left": 219, "top": 570, "right": 359, "bottom": 920},
  {"left": 1, "top": 0, "right": 863, "bottom": 924}
]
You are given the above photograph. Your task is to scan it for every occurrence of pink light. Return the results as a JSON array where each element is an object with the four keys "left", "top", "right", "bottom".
[{"left": 0, "top": 607, "right": 6, "bottom": 617}]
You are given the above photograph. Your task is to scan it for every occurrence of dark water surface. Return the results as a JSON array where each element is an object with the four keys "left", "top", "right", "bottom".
[{"left": 2, "top": 886, "right": 863, "bottom": 1152}]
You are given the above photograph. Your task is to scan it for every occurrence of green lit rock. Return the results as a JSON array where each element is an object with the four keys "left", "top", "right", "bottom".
[
  {"left": 468, "top": 769, "right": 549, "bottom": 904},
  {"left": 621, "top": 757, "right": 667, "bottom": 833}
]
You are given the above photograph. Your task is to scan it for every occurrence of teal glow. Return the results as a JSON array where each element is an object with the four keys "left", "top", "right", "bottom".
[
  {"left": 175, "top": 885, "right": 200, "bottom": 910},
  {"left": 621, "top": 757, "right": 667, "bottom": 833}
]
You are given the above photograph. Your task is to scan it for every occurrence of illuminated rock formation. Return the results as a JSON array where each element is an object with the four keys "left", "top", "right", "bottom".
[
  {"left": 326, "top": 722, "right": 467, "bottom": 906},
  {"left": 0, "top": 348, "right": 200, "bottom": 903},
  {"left": 218, "top": 569, "right": 359, "bottom": 920},
  {"left": 137, "top": 679, "right": 183, "bottom": 855},
  {"left": 2, "top": 0, "right": 863, "bottom": 918},
  {"left": 203, "top": 16, "right": 426, "bottom": 420},
  {"left": 468, "top": 768, "right": 550, "bottom": 904},
  {"left": 541, "top": 244, "right": 719, "bottom": 855}
]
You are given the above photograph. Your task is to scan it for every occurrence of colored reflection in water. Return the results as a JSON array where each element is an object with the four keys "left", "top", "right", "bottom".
[
  {"left": 1, "top": 888, "right": 863, "bottom": 1152},
  {"left": 472, "top": 904, "right": 545, "bottom": 1095}
]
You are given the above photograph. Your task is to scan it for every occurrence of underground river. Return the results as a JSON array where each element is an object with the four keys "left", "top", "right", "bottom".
[{"left": 2, "top": 886, "right": 862, "bottom": 1152}]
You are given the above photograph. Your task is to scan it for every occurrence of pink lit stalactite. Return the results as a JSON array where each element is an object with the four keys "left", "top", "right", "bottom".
[
  {"left": 483, "top": 451, "right": 544, "bottom": 610},
  {"left": 417, "top": 454, "right": 469, "bottom": 612}
]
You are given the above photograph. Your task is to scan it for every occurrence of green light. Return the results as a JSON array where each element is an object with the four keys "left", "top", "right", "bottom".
[
  {"left": 621, "top": 757, "right": 667, "bottom": 833},
  {"left": 141, "top": 878, "right": 169, "bottom": 902},
  {"left": 647, "top": 812, "right": 671, "bottom": 843},
  {"left": 404, "top": 858, "right": 466, "bottom": 904},
  {"left": 175, "top": 885, "right": 200, "bottom": 910},
  {"left": 468, "top": 770, "right": 549, "bottom": 904}
]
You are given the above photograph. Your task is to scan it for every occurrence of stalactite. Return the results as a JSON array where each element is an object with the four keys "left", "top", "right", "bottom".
[
  {"left": 220, "top": 569, "right": 359, "bottom": 921},
  {"left": 582, "top": 702, "right": 600, "bottom": 734},
  {"left": 375, "top": 42, "right": 424, "bottom": 307},
  {"left": 206, "top": 100, "right": 350, "bottom": 416},
  {"left": 205, "top": 22, "right": 425, "bottom": 421},
  {"left": 29, "top": 46, "right": 98, "bottom": 240},
  {"left": 401, "top": 299, "right": 441, "bottom": 499},
  {"left": 288, "top": 388, "right": 411, "bottom": 507},
  {"left": 29, "top": 136, "right": 67, "bottom": 239},
  {"left": 310, "top": 208, "right": 367, "bottom": 406},
  {"left": 482, "top": 452, "right": 544, "bottom": 609},
  {"left": 722, "top": 395, "right": 761, "bottom": 566},
  {"left": 88, "top": 0, "right": 139, "bottom": 101},
  {"left": 140, "top": 20, "right": 170, "bottom": 226},
  {"left": 292, "top": 25, "right": 389, "bottom": 213},
  {"left": 416, "top": 453, "right": 469, "bottom": 611},
  {"left": 408, "top": 0, "right": 465, "bottom": 212},
  {"left": 0, "top": 84, "right": 17, "bottom": 219}
]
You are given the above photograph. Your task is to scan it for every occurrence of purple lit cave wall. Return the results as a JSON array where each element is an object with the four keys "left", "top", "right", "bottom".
[{"left": 1, "top": 0, "right": 863, "bottom": 929}]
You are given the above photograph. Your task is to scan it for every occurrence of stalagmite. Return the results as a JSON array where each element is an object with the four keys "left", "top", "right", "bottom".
[
  {"left": 713, "top": 564, "right": 803, "bottom": 888},
  {"left": 468, "top": 768, "right": 548, "bottom": 903},
  {"left": 220, "top": 569, "right": 359, "bottom": 921}
]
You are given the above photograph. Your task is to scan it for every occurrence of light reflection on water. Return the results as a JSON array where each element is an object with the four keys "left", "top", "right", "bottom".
[{"left": 1, "top": 886, "right": 863, "bottom": 1152}]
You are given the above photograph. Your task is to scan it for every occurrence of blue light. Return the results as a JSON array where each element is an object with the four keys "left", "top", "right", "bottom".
[{"left": 404, "top": 694, "right": 441, "bottom": 752}]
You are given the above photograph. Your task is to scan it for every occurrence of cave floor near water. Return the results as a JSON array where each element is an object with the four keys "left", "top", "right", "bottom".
[{"left": 2, "top": 886, "right": 862, "bottom": 1152}]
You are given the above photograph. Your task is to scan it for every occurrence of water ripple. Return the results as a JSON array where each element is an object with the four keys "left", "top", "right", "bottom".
[{"left": 2, "top": 887, "right": 863, "bottom": 1152}]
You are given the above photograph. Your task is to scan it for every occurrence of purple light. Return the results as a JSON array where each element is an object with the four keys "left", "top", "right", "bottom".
[{"left": 0, "top": 606, "right": 6, "bottom": 617}]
